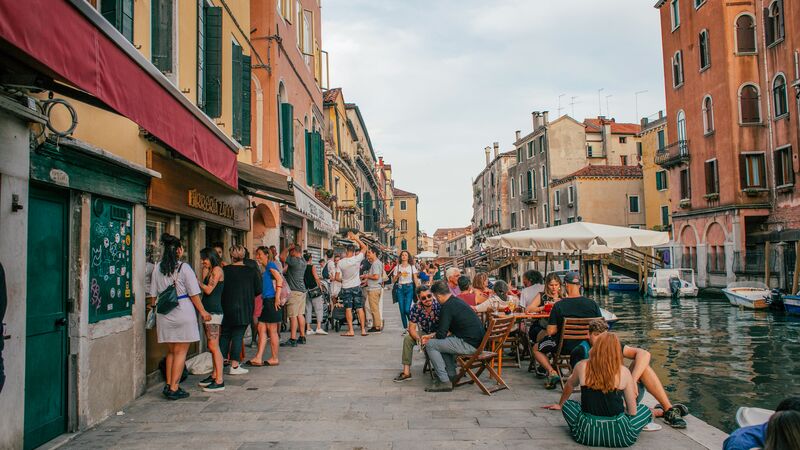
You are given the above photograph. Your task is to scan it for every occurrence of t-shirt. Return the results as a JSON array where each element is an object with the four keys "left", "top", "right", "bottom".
[
  {"left": 394, "top": 263, "right": 417, "bottom": 285},
  {"left": 367, "top": 259, "right": 384, "bottom": 290},
  {"left": 408, "top": 301, "right": 441, "bottom": 334},
  {"left": 547, "top": 296, "right": 602, "bottom": 354},
  {"left": 221, "top": 265, "right": 262, "bottom": 326},
  {"left": 325, "top": 260, "right": 337, "bottom": 282},
  {"left": 520, "top": 284, "right": 544, "bottom": 308},
  {"left": 436, "top": 296, "right": 485, "bottom": 348},
  {"left": 262, "top": 261, "right": 280, "bottom": 299},
  {"left": 338, "top": 253, "right": 365, "bottom": 289},
  {"left": 458, "top": 292, "right": 477, "bottom": 307},
  {"left": 149, "top": 262, "right": 202, "bottom": 299},
  {"left": 285, "top": 255, "right": 307, "bottom": 292},
  {"left": 419, "top": 271, "right": 430, "bottom": 283},
  {"left": 723, "top": 423, "right": 767, "bottom": 450},
  {"left": 449, "top": 284, "right": 461, "bottom": 297}
]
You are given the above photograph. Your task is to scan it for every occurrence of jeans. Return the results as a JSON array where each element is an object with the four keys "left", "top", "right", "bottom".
[
  {"left": 425, "top": 336, "right": 476, "bottom": 383},
  {"left": 305, "top": 294, "right": 324, "bottom": 326},
  {"left": 219, "top": 324, "right": 247, "bottom": 363},
  {"left": 397, "top": 283, "right": 414, "bottom": 329}
]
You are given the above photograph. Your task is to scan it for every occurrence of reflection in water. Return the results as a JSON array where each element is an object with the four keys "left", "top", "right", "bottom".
[{"left": 589, "top": 291, "right": 800, "bottom": 433}]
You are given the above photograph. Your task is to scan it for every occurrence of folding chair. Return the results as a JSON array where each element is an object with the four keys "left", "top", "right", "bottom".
[
  {"left": 453, "top": 315, "right": 516, "bottom": 395},
  {"left": 551, "top": 317, "right": 602, "bottom": 389},
  {"left": 422, "top": 352, "right": 435, "bottom": 379}
]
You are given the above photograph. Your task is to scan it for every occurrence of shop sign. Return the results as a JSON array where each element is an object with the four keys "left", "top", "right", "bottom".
[
  {"left": 294, "top": 185, "right": 337, "bottom": 235},
  {"left": 187, "top": 189, "right": 235, "bottom": 220}
]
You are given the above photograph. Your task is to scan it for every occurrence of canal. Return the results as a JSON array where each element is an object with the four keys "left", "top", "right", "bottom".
[{"left": 592, "top": 291, "right": 800, "bottom": 433}]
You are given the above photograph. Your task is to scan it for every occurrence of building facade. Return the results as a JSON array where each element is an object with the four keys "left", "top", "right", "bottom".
[
  {"left": 472, "top": 145, "right": 515, "bottom": 247},
  {"left": 639, "top": 113, "right": 671, "bottom": 232},
  {"left": 655, "top": 0, "right": 799, "bottom": 288},
  {"left": 393, "top": 188, "right": 419, "bottom": 255}
]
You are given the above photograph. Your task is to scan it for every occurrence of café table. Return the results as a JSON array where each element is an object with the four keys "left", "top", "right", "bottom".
[{"left": 489, "top": 312, "right": 549, "bottom": 376}]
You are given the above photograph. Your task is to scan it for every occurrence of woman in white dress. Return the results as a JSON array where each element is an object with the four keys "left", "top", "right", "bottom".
[{"left": 148, "top": 234, "right": 211, "bottom": 400}]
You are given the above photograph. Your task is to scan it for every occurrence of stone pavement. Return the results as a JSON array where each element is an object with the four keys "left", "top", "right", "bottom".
[{"left": 56, "top": 291, "right": 726, "bottom": 450}]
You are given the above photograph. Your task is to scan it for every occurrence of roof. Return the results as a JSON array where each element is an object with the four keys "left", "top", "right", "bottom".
[
  {"left": 323, "top": 88, "right": 341, "bottom": 104},
  {"left": 551, "top": 165, "right": 643, "bottom": 187},
  {"left": 434, "top": 227, "right": 471, "bottom": 239},
  {"left": 393, "top": 187, "right": 417, "bottom": 197},
  {"left": 345, "top": 103, "right": 377, "bottom": 162},
  {"left": 584, "top": 118, "right": 641, "bottom": 135}
]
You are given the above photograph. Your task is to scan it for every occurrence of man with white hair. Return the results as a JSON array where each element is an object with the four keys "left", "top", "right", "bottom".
[{"left": 446, "top": 267, "right": 462, "bottom": 297}]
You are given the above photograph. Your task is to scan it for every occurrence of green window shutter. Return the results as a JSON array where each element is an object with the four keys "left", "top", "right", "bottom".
[
  {"left": 305, "top": 131, "right": 313, "bottom": 185},
  {"left": 203, "top": 6, "right": 222, "bottom": 118},
  {"left": 312, "top": 132, "right": 324, "bottom": 186},
  {"left": 231, "top": 42, "right": 243, "bottom": 142},
  {"left": 196, "top": 1, "right": 205, "bottom": 109},
  {"left": 241, "top": 55, "right": 251, "bottom": 146},
  {"left": 151, "top": 0, "right": 173, "bottom": 73},
  {"left": 280, "top": 103, "right": 294, "bottom": 168},
  {"left": 101, "top": 0, "right": 134, "bottom": 43}
]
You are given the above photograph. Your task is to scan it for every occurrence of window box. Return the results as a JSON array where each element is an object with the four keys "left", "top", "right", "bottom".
[
  {"left": 703, "top": 193, "right": 719, "bottom": 201},
  {"left": 743, "top": 188, "right": 768, "bottom": 196},
  {"left": 679, "top": 199, "right": 691, "bottom": 209},
  {"left": 776, "top": 184, "right": 794, "bottom": 193}
]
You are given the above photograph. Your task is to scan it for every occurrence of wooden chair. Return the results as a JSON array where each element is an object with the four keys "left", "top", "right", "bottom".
[
  {"left": 453, "top": 315, "right": 516, "bottom": 395},
  {"left": 551, "top": 317, "right": 602, "bottom": 389}
]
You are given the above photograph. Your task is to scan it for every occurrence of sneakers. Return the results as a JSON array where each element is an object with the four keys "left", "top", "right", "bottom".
[
  {"left": 393, "top": 373, "right": 412, "bottom": 382},
  {"left": 307, "top": 329, "right": 316, "bottom": 335},
  {"left": 297, "top": 336, "right": 307, "bottom": 344},
  {"left": 315, "top": 328, "right": 328, "bottom": 335},
  {"left": 229, "top": 365, "right": 249, "bottom": 375},
  {"left": 165, "top": 387, "right": 190, "bottom": 400},
  {"left": 663, "top": 406, "right": 688, "bottom": 429},
  {"left": 544, "top": 374, "right": 561, "bottom": 390},
  {"left": 367, "top": 327, "right": 382, "bottom": 333},
  {"left": 424, "top": 380, "right": 454, "bottom": 392},
  {"left": 202, "top": 381, "right": 225, "bottom": 392},
  {"left": 197, "top": 375, "right": 214, "bottom": 388},
  {"left": 280, "top": 338, "right": 297, "bottom": 347}
]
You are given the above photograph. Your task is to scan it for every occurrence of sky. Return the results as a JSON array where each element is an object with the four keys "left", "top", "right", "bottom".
[{"left": 323, "top": 0, "right": 667, "bottom": 234}]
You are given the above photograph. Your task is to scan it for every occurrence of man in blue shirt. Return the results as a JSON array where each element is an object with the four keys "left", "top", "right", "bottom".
[{"left": 724, "top": 397, "right": 800, "bottom": 450}]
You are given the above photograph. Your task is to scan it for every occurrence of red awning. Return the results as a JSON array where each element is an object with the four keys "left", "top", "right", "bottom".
[{"left": 0, "top": 0, "right": 238, "bottom": 187}]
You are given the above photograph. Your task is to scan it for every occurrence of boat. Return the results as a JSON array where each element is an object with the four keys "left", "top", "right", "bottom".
[
  {"left": 784, "top": 295, "right": 800, "bottom": 315},
  {"left": 646, "top": 268, "right": 699, "bottom": 298},
  {"left": 736, "top": 406, "right": 774, "bottom": 427},
  {"left": 722, "top": 281, "right": 771, "bottom": 309},
  {"left": 608, "top": 276, "right": 640, "bottom": 292},
  {"left": 601, "top": 308, "right": 619, "bottom": 328}
]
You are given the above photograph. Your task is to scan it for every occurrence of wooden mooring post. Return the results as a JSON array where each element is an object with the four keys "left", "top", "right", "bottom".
[{"left": 793, "top": 241, "right": 800, "bottom": 294}]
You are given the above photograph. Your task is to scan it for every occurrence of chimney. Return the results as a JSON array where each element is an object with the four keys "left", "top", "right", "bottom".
[
  {"left": 532, "top": 111, "right": 542, "bottom": 130},
  {"left": 658, "top": 110, "right": 664, "bottom": 119},
  {"left": 493, "top": 142, "right": 499, "bottom": 159},
  {"left": 378, "top": 156, "right": 384, "bottom": 166},
  {"left": 485, "top": 146, "right": 491, "bottom": 166},
  {"left": 542, "top": 111, "right": 550, "bottom": 126},
  {"left": 515, "top": 130, "right": 521, "bottom": 141}
]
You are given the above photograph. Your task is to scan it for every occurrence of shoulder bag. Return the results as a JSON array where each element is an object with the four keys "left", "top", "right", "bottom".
[{"left": 156, "top": 263, "right": 183, "bottom": 315}]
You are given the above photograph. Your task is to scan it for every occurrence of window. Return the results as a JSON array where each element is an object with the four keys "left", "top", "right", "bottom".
[
  {"left": 400, "top": 219, "right": 408, "bottom": 231},
  {"left": 151, "top": 0, "right": 174, "bottom": 74},
  {"left": 656, "top": 170, "right": 668, "bottom": 191},
  {"left": 765, "top": 0, "right": 785, "bottom": 46},
  {"left": 775, "top": 146, "right": 794, "bottom": 187},
  {"left": 657, "top": 129, "right": 665, "bottom": 150},
  {"left": 619, "top": 137, "right": 627, "bottom": 144},
  {"left": 773, "top": 74, "right": 788, "bottom": 118},
  {"left": 672, "top": 51, "right": 684, "bottom": 87},
  {"left": 567, "top": 185, "right": 575, "bottom": 204},
  {"left": 541, "top": 165, "right": 547, "bottom": 187},
  {"left": 620, "top": 155, "right": 628, "bottom": 166},
  {"left": 304, "top": 131, "right": 323, "bottom": 186},
  {"left": 709, "top": 245, "right": 725, "bottom": 272},
  {"left": 198, "top": 4, "right": 222, "bottom": 117},
  {"left": 699, "top": 30, "right": 711, "bottom": 70},
  {"left": 680, "top": 169, "right": 691, "bottom": 200},
  {"left": 519, "top": 174, "right": 524, "bottom": 197},
  {"left": 554, "top": 219, "right": 562, "bottom": 226},
  {"left": 637, "top": 142, "right": 643, "bottom": 160},
  {"left": 510, "top": 178, "right": 516, "bottom": 198},
  {"left": 661, "top": 206, "right": 669, "bottom": 227},
  {"left": 702, "top": 96, "right": 714, "bottom": 134},
  {"left": 231, "top": 40, "right": 252, "bottom": 145},
  {"left": 101, "top": 0, "right": 134, "bottom": 43},
  {"left": 735, "top": 14, "right": 757, "bottom": 53},
  {"left": 295, "top": 1, "right": 302, "bottom": 43},
  {"left": 740, "top": 153, "right": 767, "bottom": 189},
  {"left": 527, "top": 141, "right": 533, "bottom": 158},
  {"left": 695, "top": 0, "right": 706, "bottom": 8},
  {"left": 739, "top": 84, "right": 761, "bottom": 124},
  {"left": 554, "top": 190, "right": 561, "bottom": 208},
  {"left": 516, "top": 147, "right": 522, "bottom": 163},
  {"left": 520, "top": 209, "right": 526, "bottom": 228},
  {"left": 400, "top": 200, "right": 407, "bottom": 211},
  {"left": 511, "top": 212, "right": 517, "bottom": 229},
  {"left": 401, "top": 239, "right": 407, "bottom": 250},
  {"left": 543, "top": 204, "right": 549, "bottom": 224},
  {"left": 539, "top": 135, "right": 545, "bottom": 154},
  {"left": 567, "top": 216, "right": 576, "bottom": 223},
  {"left": 671, "top": 0, "right": 680, "bottom": 30},
  {"left": 704, "top": 159, "right": 719, "bottom": 195},
  {"left": 279, "top": 102, "right": 294, "bottom": 168},
  {"left": 302, "top": 9, "right": 314, "bottom": 65},
  {"left": 587, "top": 145, "right": 594, "bottom": 157},
  {"left": 629, "top": 196, "right": 640, "bottom": 213},
  {"left": 677, "top": 110, "right": 687, "bottom": 143}
]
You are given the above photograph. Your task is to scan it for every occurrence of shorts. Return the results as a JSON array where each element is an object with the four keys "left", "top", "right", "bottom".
[
  {"left": 258, "top": 297, "right": 282, "bottom": 324},
  {"left": 204, "top": 314, "right": 223, "bottom": 339},
  {"left": 286, "top": 291, "right": 306, "bottom": 318},
  {"left": 538, "top": 336, "right": 557, "bottom": 355},
  {"left": 340, "top": 287, "right": 364, "bottom": 310}
]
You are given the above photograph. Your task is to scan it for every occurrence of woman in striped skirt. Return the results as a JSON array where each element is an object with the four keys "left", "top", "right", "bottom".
[{"left": 544, "top": 332, "right": 652, "bottom": 447}]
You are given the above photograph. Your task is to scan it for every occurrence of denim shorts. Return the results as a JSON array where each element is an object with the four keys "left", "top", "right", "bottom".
[{"left": 340, "top": 287, "right": 364, "bottom": 310}]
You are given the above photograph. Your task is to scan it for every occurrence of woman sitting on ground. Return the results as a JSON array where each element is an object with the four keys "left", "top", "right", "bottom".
[
  {"left": 764, "top": 409, "right": 800, "bottom": 450},
  {"left": 544, "top": 332, "right": 652, "bottom": 448}
]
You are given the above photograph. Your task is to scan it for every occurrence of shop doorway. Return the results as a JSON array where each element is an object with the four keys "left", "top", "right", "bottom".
[{"left": 24, "top": 185, "right": 69, "bottom": 449}]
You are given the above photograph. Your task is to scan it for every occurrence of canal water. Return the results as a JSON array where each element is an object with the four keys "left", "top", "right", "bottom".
[{"left": 590, "top": 291, "right": 800, "bottom": 433}]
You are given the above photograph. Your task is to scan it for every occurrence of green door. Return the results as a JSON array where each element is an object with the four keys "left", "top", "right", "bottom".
[{"left": 24, "top": 185, "right": 69, "bottom": 449}]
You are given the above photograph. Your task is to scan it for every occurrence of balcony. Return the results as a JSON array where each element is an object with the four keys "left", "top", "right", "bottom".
[
  {"left": 655, "top": 140, "right": 690, "bottom": 168},
  {"left": 521, "top": 190, "right": 537, "bottom": 204}
]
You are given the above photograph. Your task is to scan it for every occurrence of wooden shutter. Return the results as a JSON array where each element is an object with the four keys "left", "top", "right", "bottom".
[
  {"left": 203, "top": 6, "right": 222, "bottom": 118},
  {"left": 151, "top": 0, "right": 173, "bottom": 72},
  {"left": 281, "top": 103, "right": 294, "bottom": 168},
  {"left": 197, "top": 1, "right": 205, "bottom": 108},
  {"left": 231, "top": 42, "right": 243, "bottom": 142},
  {"left": 313, "top": 131, "right": 324, "bottom": 186},
  {"left": 101, "top": 0, "right": 134, "bottom": 42},
  {"left": 739, "top": 154, "right": 748, "bottom": 188},
  {"left": 765, "top": 8, "right": 775, "bottom": 45},
  {"left": 241, "top": 55, "right": 251, "bottom": 146},
  {"left": 305, "top": 130, "right": 313, "bottom": 185}
]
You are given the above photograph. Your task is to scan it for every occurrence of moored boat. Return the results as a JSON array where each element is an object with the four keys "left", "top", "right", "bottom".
[
  {"left": 601, "top": 308, "right": 619, "bottom": 327},
  {"left": 723, "top": 281, "right": 771, "bottom": 310},
  {"left": 646, "top": 268, "right": 699, "bottom": 298},
  {"left": 784, "top": 295, "right": 800, "bottom": 315},
  {"left": 736, "top": 406, "right": 774, "bottom": 427},
  {"left": 608, "top": 276, "right": 639, "bottom": 292}
]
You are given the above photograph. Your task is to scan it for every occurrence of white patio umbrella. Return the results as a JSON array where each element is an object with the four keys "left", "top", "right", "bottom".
[
  {"left": 416, "top": 251, "right": 438, "bottom": 259},
  {"left": 485, "top": 222, "right": 669, "bottom": 254}
]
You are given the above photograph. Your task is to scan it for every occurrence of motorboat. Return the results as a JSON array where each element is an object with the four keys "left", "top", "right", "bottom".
[
  {"left": 723, "top": 281, "right": 771, "bottom": 310},
  {"left": 646, "top": 268, "right": 698, "bottom": 298},
  {"left": 784, "top": 295, "right": 800, "bottom": 315},
  {"left": 736, "top": 406, "right": 773, "bottom": 427},
  {"left": 608, "top": 276, "right": 640, "bottom": 292}
]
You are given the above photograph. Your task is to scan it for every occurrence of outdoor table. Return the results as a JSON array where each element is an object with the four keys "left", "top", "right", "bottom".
[{"left": 489, "top": 312, "right": 549, "bottom": 375}]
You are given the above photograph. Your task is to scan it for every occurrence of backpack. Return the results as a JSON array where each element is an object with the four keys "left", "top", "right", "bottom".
[{"left": 322, "top": 261, "right": 330, "bottom": 280}]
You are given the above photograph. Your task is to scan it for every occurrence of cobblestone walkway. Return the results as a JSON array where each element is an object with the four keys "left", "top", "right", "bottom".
[{"left": 59, "top": 291, "right": 725, "bottom": 449}]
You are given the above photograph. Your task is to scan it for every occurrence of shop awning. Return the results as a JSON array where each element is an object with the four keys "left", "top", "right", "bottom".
[
  {"left": 237, "top": 162, "right": 295, "bottom": 206},
  {"left": 0, "top": 0, "right": 238, "bottom": 188}
]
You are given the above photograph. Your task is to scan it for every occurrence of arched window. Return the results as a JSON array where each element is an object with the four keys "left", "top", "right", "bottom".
[
  {"left": 766, "top": 0, "right": 785, "bottom": 46},
  {"left": 735, "top": 14, "right": 756, "bottom": 53},
  {"left": 400, "top": 219, "right": 408, "bottom": 232},
  {"left": 677, "top": 110, "right": 687, "bottom": 155},
  {"left": 672, "top": 51, "right": 684, "bottom": 87},
  {"left": 670, "top": 0, "right": 680, "bottom": 29},
  {"left": 739, "top": 84, "right": 761, "bottom": 124},
  {"left": 773, "top": 74, "right": 788, "bottom": 117},
  {"left": 526, "top": 170, "right": 533, "bottom": 194},
  {"left": 702, "top": 96, "right": 714, "bottom": 134},
  {"left": 699, "top": 30, "right": 710, "bottom": 69}
]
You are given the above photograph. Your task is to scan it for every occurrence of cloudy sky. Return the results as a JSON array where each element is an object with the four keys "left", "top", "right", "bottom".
[{"left": 323, "top": 0, "right": 666, "bottom": 234}]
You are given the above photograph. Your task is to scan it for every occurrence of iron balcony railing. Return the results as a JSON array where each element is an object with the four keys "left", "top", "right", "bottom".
[
  {"left": 655, "top": 140, "right": 690, "bottom": 168},
  {"left": 521, "top": 189, "right": 537, "bottom": 204}
]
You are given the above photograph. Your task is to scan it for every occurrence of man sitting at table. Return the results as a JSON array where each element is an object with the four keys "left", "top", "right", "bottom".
[
  {"left": 570, "top": 319, "right": 688, "bottom": 429},
  {"left": 421, "top": 281, "right": 484, "bottom": 392},
  {"left": 533, "top": 271, "right": 601, "bottom": 389},
  {"left": 393, "top": 285, "right": 441, "bottom": 382}
]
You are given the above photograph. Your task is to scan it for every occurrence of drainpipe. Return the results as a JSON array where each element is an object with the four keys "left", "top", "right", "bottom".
[{"left": 760, "top": 0, "right": 776, "bottom": 203}]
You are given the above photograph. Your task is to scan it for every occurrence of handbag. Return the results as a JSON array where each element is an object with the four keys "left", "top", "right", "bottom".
[
  {"left": 391, "top": 282, "right": 399, "bottom": 304},
  {"left": 145, "top": 308, "right": 157, "bottom": 329},
  {"left": 278, "top": 273, "right": 291, "bottom": 306},
  {"left": 156, "top": 263, "right": 182, "bottom": 315},
  {"left": 307, "top": 286, "right": 324, "bottom": 299}
]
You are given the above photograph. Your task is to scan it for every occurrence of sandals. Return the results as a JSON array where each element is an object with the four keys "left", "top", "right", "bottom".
[
  {"left": 244, "top": 360, "right": 264, "bottom": 367},
  {"left": 393, "top": 373, "right": 412, "bottom": 382}
]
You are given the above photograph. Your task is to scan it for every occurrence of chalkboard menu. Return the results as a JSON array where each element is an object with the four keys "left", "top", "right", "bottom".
[{"left": 89, "top": 197, "right": 133, "bottom": 323}]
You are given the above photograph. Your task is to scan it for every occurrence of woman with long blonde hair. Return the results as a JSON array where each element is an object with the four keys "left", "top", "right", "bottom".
[
  {"left": 472, "top": 273, "right": 493, "bottom": 306},
  {"left": 544, "top": 332, "right": 652, "bottom": 447}
]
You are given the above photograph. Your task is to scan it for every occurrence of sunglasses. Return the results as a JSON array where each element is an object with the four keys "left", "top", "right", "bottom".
[{"left": 419, "top": 294, "right": 433, "bottom": 300}]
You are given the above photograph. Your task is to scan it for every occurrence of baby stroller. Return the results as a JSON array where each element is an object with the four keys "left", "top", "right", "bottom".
[{"left": 327, "top": 290, "right": 365, "bottom": 332}]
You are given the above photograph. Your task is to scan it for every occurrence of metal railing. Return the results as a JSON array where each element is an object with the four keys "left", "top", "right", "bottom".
[
  {"left": 520, "top": 190, "right": 537, "bottom": 204},
  {"left": 655, "top": 140, "right": 690, "bottom": 168}
]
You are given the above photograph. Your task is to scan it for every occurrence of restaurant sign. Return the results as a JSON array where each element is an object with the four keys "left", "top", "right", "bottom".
[
  {"left": 188, "top": 189, "right": 235, "bottom": 220},
  {"left": 294, "top": 185, "right": 338, "bottom": 235}
]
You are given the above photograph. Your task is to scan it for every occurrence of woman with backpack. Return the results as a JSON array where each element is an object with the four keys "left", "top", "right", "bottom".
[{"left": 148, "top": 234, "right": 211, "bottom": 400}]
